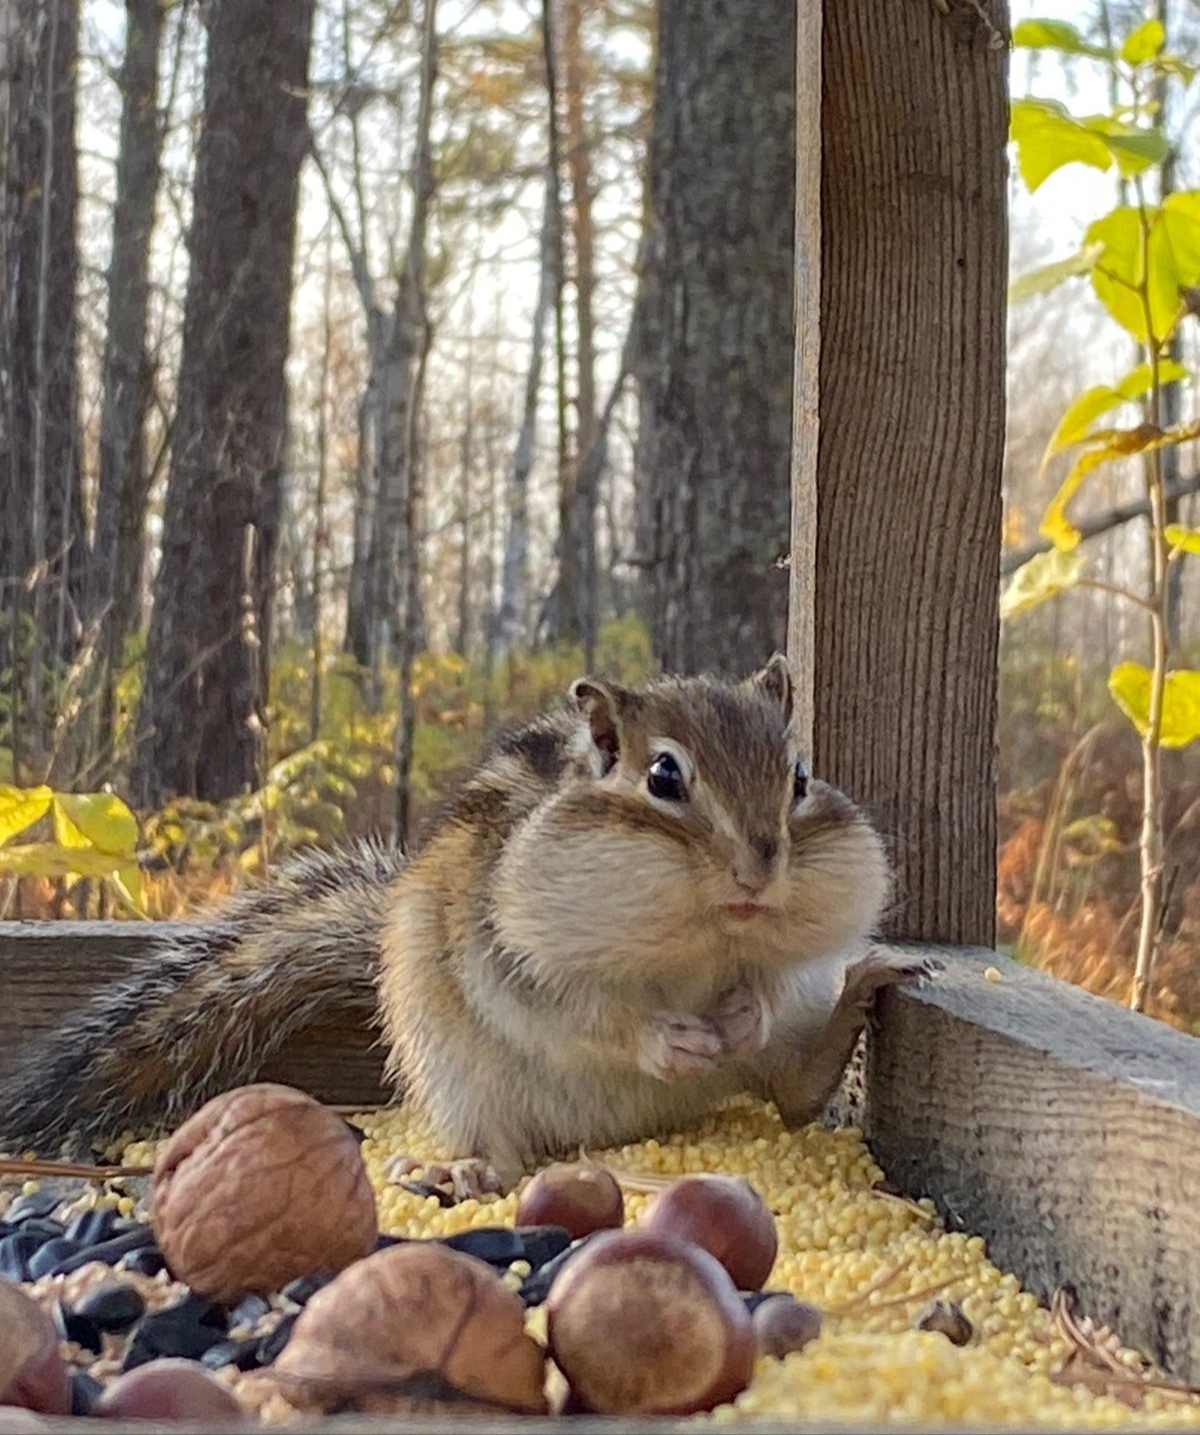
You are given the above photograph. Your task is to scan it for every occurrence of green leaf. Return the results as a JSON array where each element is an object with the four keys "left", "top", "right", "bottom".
[
  {"left": 1011, "top": 98, "right": 1113, "bottom": 192},
  {"left": 1154, "top": 54, "right": 1198, "bottom": 86},
  {"left": 1155, "top": 190, "right": 1200, "bottom": 336},
  {"left": 1120, "top": 18, "right": 1165, "bottom": 66},
  {"left": 1087, "top": 207, "right": 1146, "bottom": 339},
  {"left": 0, "top": 785, "right": 52, "bottom": 846},
  {"left": 1012, "top": 19, "right": 1112, "bottom": 59},
  {"left": 1088, "top": 192, "right": 1200, "bottom": 343},
  {"left": 51, "top": 792, "right": 139, "bottom": 857},
  {"left": 1045, "top": 358, "right": 1189, "bottom": 457},
  {"left": 1009, "top": 243, "right": 1103, "bottom": 304},
  {"left": 1108, "top": 662, "right": 1200, "bottom": 746},
  {"left": 1086, "top": 119, "right": 1170, "bottom": 178},
  {"left": 1000, "top": 549, "right": 1085, "bottom": 620},
  {"left": 1166, "top": 524, "right": 1200, "bottom": 555}
]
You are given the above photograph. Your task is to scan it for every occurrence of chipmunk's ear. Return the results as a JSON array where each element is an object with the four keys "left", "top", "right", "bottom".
[
  {"left": 749, "top": 654, "right": 794, "bottom": 722},
  {"left": 570, "top": 678, "right": 626, "bottom": 771}
]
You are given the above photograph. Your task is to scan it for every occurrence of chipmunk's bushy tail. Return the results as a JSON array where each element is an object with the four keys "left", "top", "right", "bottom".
[{"left": 0, "top": 841, "right": 407, "bottom": 1155}]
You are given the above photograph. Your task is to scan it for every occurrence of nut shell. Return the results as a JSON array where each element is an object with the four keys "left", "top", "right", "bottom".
[
  {"left": 546, "top": 1228, "right": 756, "bottom": 1415},
  {"left": 0, "top": 1279, "right": 70, "bottom": 1416},
  {"left": 152, "top": 1082, "right": 377, "bottom": 1302},
  {"left": 273, "top": 1242, "right": 547, "bottom": 1415}
]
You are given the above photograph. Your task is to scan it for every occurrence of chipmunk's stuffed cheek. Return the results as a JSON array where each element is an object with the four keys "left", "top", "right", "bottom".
[
  {"left": 492, "top": 815, "right": 696, "bottom": 966},
  {"left": 784, "top": 822, "right": 891, "bottom": 950}
]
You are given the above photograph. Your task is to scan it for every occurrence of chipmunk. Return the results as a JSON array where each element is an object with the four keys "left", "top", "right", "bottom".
[{"left": 0, "top": 658, "right": 927, "bottom": 1192}]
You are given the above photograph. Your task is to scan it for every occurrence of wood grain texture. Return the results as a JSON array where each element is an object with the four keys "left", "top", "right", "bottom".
[
  {"left": 815, "top": 1, "right": 1009, "bottom": 944},
  {"left": 867, "top": 946, "right": 1200, "bottom": 1381},
  {"left": 0, "top": 922, "right": 391, "bottom": 1106},
  {"left": 788, "top": 0, "right": 821, "bottom": 759}
]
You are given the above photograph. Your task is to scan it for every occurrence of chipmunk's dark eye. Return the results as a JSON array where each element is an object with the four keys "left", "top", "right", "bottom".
[
  {"left": 793, "top": 759, "right": 810, "bottom": 804},
  {"left": 647, "top": 752, "right": 688, "bottom": 802}
]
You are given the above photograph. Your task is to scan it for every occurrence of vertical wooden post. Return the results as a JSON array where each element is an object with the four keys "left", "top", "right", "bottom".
[
  {"left": 788, "top": 0, "right": 822, "bottom": 760},
  {"left": 794, "top": 0, "right": 1009, "bottom": 944}
]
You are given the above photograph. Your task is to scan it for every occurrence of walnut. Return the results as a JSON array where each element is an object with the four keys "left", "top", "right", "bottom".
[
  {"left": 271, "top": 1243, "right": 548, "bottom": 1416},
  {"left": 151, "top": 1083, "right": 377, "bottom": 1303}
]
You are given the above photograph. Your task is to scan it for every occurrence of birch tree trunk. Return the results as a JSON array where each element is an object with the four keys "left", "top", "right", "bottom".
[
  {"left": 496, "top": 174, "right": 557, "bottom": 658},
  {"left": 90, "top": 0, "right": 165, "bottom": 772},
  {"left": 335, "top": 7, "right": 437, "bottom": 702},
  {"left": 391, "top": 0, "right": 438, "bottom": 840},
  {"left": 553, "top": 0, "right": 599, "bottom": 657},
  {"left": 633, "top": 0, "right": 794, "bottom": 675},
  {"left": 131, "top": 0, "right": 315, "bottom": 806}
]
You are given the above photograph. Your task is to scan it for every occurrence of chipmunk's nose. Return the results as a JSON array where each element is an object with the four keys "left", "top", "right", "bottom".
[{"left": 732, "top": 836, "right": 780, "bottom": 893}]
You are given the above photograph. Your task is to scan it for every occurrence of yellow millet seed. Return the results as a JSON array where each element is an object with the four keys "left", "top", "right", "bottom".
[{"left": 336, "top": 1094, "right": 1200, "bottom": 1429}]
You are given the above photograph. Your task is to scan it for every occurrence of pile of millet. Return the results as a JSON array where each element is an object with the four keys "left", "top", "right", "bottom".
[{"left": 2, "top": 1091, "right": 1196, "bottom": 1427}]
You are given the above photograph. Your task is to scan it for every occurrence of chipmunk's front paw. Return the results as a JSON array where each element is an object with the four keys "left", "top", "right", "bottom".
[
  {"left": 840, "top": 948, "right": 940, "bottom": 1015},
  {"left": 385, "top": 1153, "right": 508, "bottom": 1202},
  {"left": 637, "top": 1013, "right": 723, "bottom": 1082},
  {"left": 707, "top": 982, "right": 771, "bottom": 1056}
]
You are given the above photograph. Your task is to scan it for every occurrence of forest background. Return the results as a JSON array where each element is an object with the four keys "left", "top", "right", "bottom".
[{"left": 3, "top": 0, "right": 1200, "bottom": 1033}]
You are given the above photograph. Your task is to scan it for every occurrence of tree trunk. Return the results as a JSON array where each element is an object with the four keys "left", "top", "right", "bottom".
[
  {"left": 808, "top": 0, "right": 1008, "bottom": 944},
  {"left": 392, "top": 0, "right": 438, "bottom": 841},
  {"left": 131, "top": 0, "right": 315, "bottom": 807},
  {"left": 0, "top": 0, "right": 85, "bottom": 779},
  {"left": 554, "top": 0, "right": 599, "bottom": 657},
  {"left": 332, "top": 5, "right": 436, "bottom": 699},
  {"left": 91, "top": 0, "right": 165, "bottom": 772},
  {"left": 632, "top": 0, "right": 794, "bottom": 676},
  {"left": 496, "top": 174, "right": 557, "bottom": 658}
]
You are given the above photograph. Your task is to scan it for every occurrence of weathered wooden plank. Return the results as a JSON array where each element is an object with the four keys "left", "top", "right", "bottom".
[
  {"left": 37, "top": 1417, "right": 1184, "bottom": 1434},
  {"left": 866, "top": 946, "right": 1200, "bottom": 1384},
  {"left": 0, "top": 922, "right": 391, "bottom": 1107}
]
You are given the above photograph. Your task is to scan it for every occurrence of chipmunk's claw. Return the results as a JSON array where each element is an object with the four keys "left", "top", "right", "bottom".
[
  {"left": 840, "top": 949, "right": 940, "bottom": 1016},
  {"left": 638, "top": 1012, "right": 724, "bottom": 1082},
  {"left": 384, "top": 1153, "right": 507, "bottom": 1202},
  {"left": 707, "top": 982, "right": 771, "bottom": 1056}
]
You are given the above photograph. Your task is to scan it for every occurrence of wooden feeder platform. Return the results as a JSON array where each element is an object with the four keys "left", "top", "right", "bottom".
[{"left": 2, "top": 923, "right": 1199, "bottom": 1433}]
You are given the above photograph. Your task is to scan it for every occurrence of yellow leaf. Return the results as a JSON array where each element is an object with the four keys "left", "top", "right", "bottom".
[
  {"left": 1108, "top": 663, "right": 1200, "bottom": 746},
  {"left": 1120, "top": 17, "right": 1164, "bottom": 64},
  {"left": 1000, "top": 549, "right": 1085, "bottom": 620},
  {"left": 0, "top": 785, "right": 53, "bottom": 846},
  {"left": 1044, "top": 359, "right": 1189, "bottom": 459},
  {"left": 51, "top": 791, "right": 139, "bottom": 857},
  {"left": 1040, "top": 423, "right": 1173, "bottom": 550},
  {"left": 111, "top": 864, "right": 147, "bottom": 916},
  {"left": 0, "top": 843, "right": 136, "bottom": 880},
  {"left": 1166, "top": 523, "right": 1200, "bottom": 555}
]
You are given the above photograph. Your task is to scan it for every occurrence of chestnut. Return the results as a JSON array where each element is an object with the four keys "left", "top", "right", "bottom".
[
  {"left": 0, "top": 1279, "right": 70, "bottom": 1417},
  {"left": 516, "top": 1163, "right": 624, "bottom": 1239},
  {"left": 94, "top": 1360, "right": 245, "bottom": 1420},
  {"left": 639, "top": 1173, "right": 778, "bottom": 1290},
  {"left": 546, "top": 1228, "right": 755, "bottom": 1414}
]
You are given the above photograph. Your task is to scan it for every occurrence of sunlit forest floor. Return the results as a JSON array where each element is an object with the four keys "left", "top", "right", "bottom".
[{"left": 5, "top": 618, "right": 1199, "bottom": 1038}]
